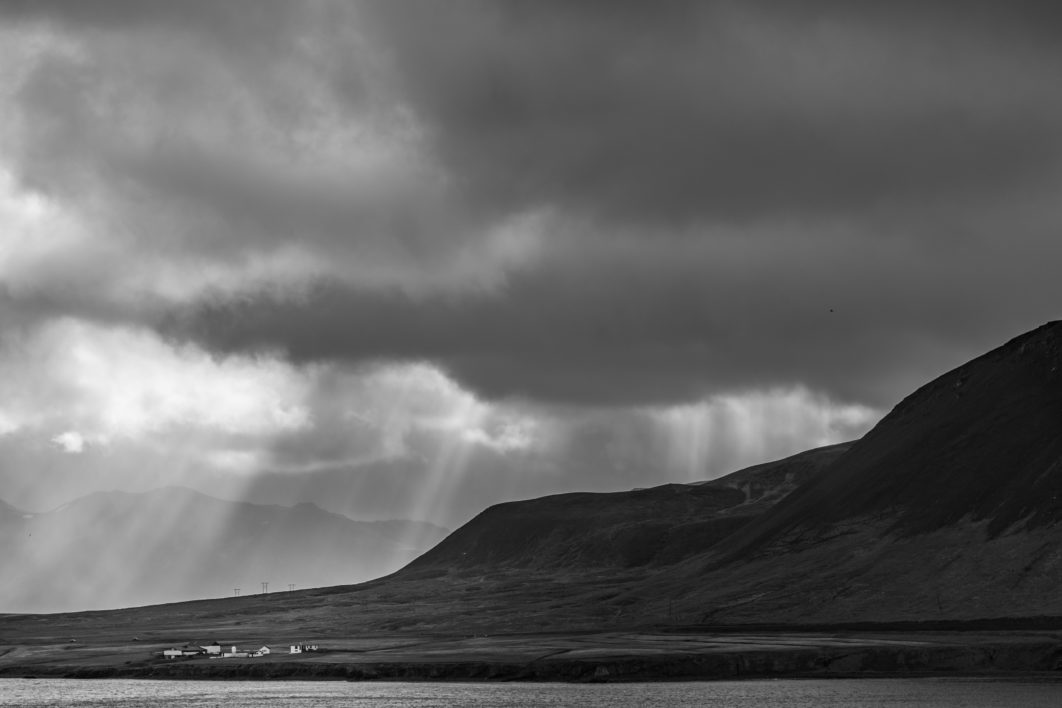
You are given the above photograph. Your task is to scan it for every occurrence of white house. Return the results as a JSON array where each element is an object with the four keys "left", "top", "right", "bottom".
[
  {"left": 251, "top": 646, "right": 271, "bottom": 657},
  {"left": 162, "top": 648, "right": 183, "bottom": 659},
  {"left": 200, "top": 642, "right": 222, "bottom": 655},
  {"left": 289, "top": 643, "right": 319, "bottom": 654}
]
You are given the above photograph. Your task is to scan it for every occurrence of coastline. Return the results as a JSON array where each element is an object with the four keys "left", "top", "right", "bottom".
[{"left": 3, "top": 631, "right": 1060, "bottom": 682}]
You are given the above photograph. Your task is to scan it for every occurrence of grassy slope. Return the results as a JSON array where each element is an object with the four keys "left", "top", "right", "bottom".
[
  {"left": 404, "top": 442, "right": 851, "bottom": 574},
  {"left": 634, "top": 322, "right": 1062, "bottom": 624}
]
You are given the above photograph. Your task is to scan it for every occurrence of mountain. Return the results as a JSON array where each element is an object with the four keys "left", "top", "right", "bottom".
[
  {"left": 401, "top": 321, "right": 1062, "bottom": 628},
  {"left": 650, "top": 320, "right": 1062, "bottom": 623},
  {"left": 738, "top": 321, "right": 1062, "bottom": 545},
  {"left": 4, "top": 322, "right": 1062, "bottom": 638},
  {"left": 0, "top": 487, "right": 448, "bottom": 614},
  {"left": 405, "top": 442, "right": 851, "bottom": 574}
]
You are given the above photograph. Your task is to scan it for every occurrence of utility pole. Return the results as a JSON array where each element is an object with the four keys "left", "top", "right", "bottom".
[
  {"left": 288, "top": 584, "right": 295, "bottom": 592},
  {"left": 261, "top": 581, "right": 269, "bottom": 594},
  {"left": 234, "top": 588, "right": 240, "bottom": 597}
]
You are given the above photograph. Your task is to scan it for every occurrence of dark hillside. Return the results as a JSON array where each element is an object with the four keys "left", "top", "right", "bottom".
[
  {"left": 404, "top": 443, "right": 851, "bottom": 574},
  {"left": 727, "top": 321, "right": 1062, "bottom": 558},
  {"left": 7, "top": 324, "right": 1062, "bottom": 640},
  {"left": 699, "top": 441, "right": 852, "bottom": 510}
]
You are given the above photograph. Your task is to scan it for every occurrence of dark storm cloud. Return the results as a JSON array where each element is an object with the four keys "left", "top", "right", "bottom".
[
  {"left": 360, "top": 0, "right": 1062, "bottom": 224},
  {"left": 5, "top": 0, "right": 1062, "bottom": 412},
  {"left": 175, "top": 214, "right": 1062, "bottom": 409},
  {"left": 6, "top": 0, "right": 386, "bottom": 237},
  {"left": 162, "top": 0, "right": 1062, "bottom": 409}
]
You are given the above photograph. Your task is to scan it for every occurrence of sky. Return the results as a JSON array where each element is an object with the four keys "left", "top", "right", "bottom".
[{"left": 1, "top": 1, "right": 1060, "bottom": 530}]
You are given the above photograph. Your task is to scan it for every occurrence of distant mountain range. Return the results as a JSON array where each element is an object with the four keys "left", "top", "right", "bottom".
[{"left": 0, "top": 487, "right": 448, "bottom": 613}]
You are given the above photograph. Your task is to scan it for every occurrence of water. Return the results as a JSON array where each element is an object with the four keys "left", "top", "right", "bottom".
[{"left": 0, "top": 678, "right": 1060, "bottom": 707}]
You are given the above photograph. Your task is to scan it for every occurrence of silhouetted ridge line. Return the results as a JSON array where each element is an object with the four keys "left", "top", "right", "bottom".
[
  {"left": 723, "top": 320, "right": 1062, "bottom": 560},
  {"left": 401, "top": 443, "right": 851, "bottom": 574}
]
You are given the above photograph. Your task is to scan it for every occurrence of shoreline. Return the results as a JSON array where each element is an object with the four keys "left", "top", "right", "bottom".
[{"left": 3, "top": 635, "right": 1061, "bottom": 682}]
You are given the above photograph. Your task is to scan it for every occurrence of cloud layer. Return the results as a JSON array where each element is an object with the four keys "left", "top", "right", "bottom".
[{"left": 2, "top": 1, "right": 1059, "bottom": 522}]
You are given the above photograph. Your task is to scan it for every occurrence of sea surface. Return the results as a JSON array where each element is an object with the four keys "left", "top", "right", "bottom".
[{"left": 1, "top": 678, "right": 1060, "bottom": 707}]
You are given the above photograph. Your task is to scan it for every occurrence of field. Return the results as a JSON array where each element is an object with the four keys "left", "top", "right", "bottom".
[{"left": 2, "top": 585, "right": 1061, "bottom": 681}]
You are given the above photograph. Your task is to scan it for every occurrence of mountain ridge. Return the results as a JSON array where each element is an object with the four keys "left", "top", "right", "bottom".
[
  {"left": 403, "top": 442, "right": 852, "bottom": 575},
  {"left": 395, "top": 320, "right": 1062, "bottom": 626},
  {"left": 4, "top": 321, "right": 1062, "bottom": 634},
  {"left": 719, "top": 319, "right": 1062, "bottom": 562}
]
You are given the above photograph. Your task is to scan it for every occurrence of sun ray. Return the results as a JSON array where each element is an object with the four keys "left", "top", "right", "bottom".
[{"left": 650, "top": 387, "right": 879, "bottom": 481}]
